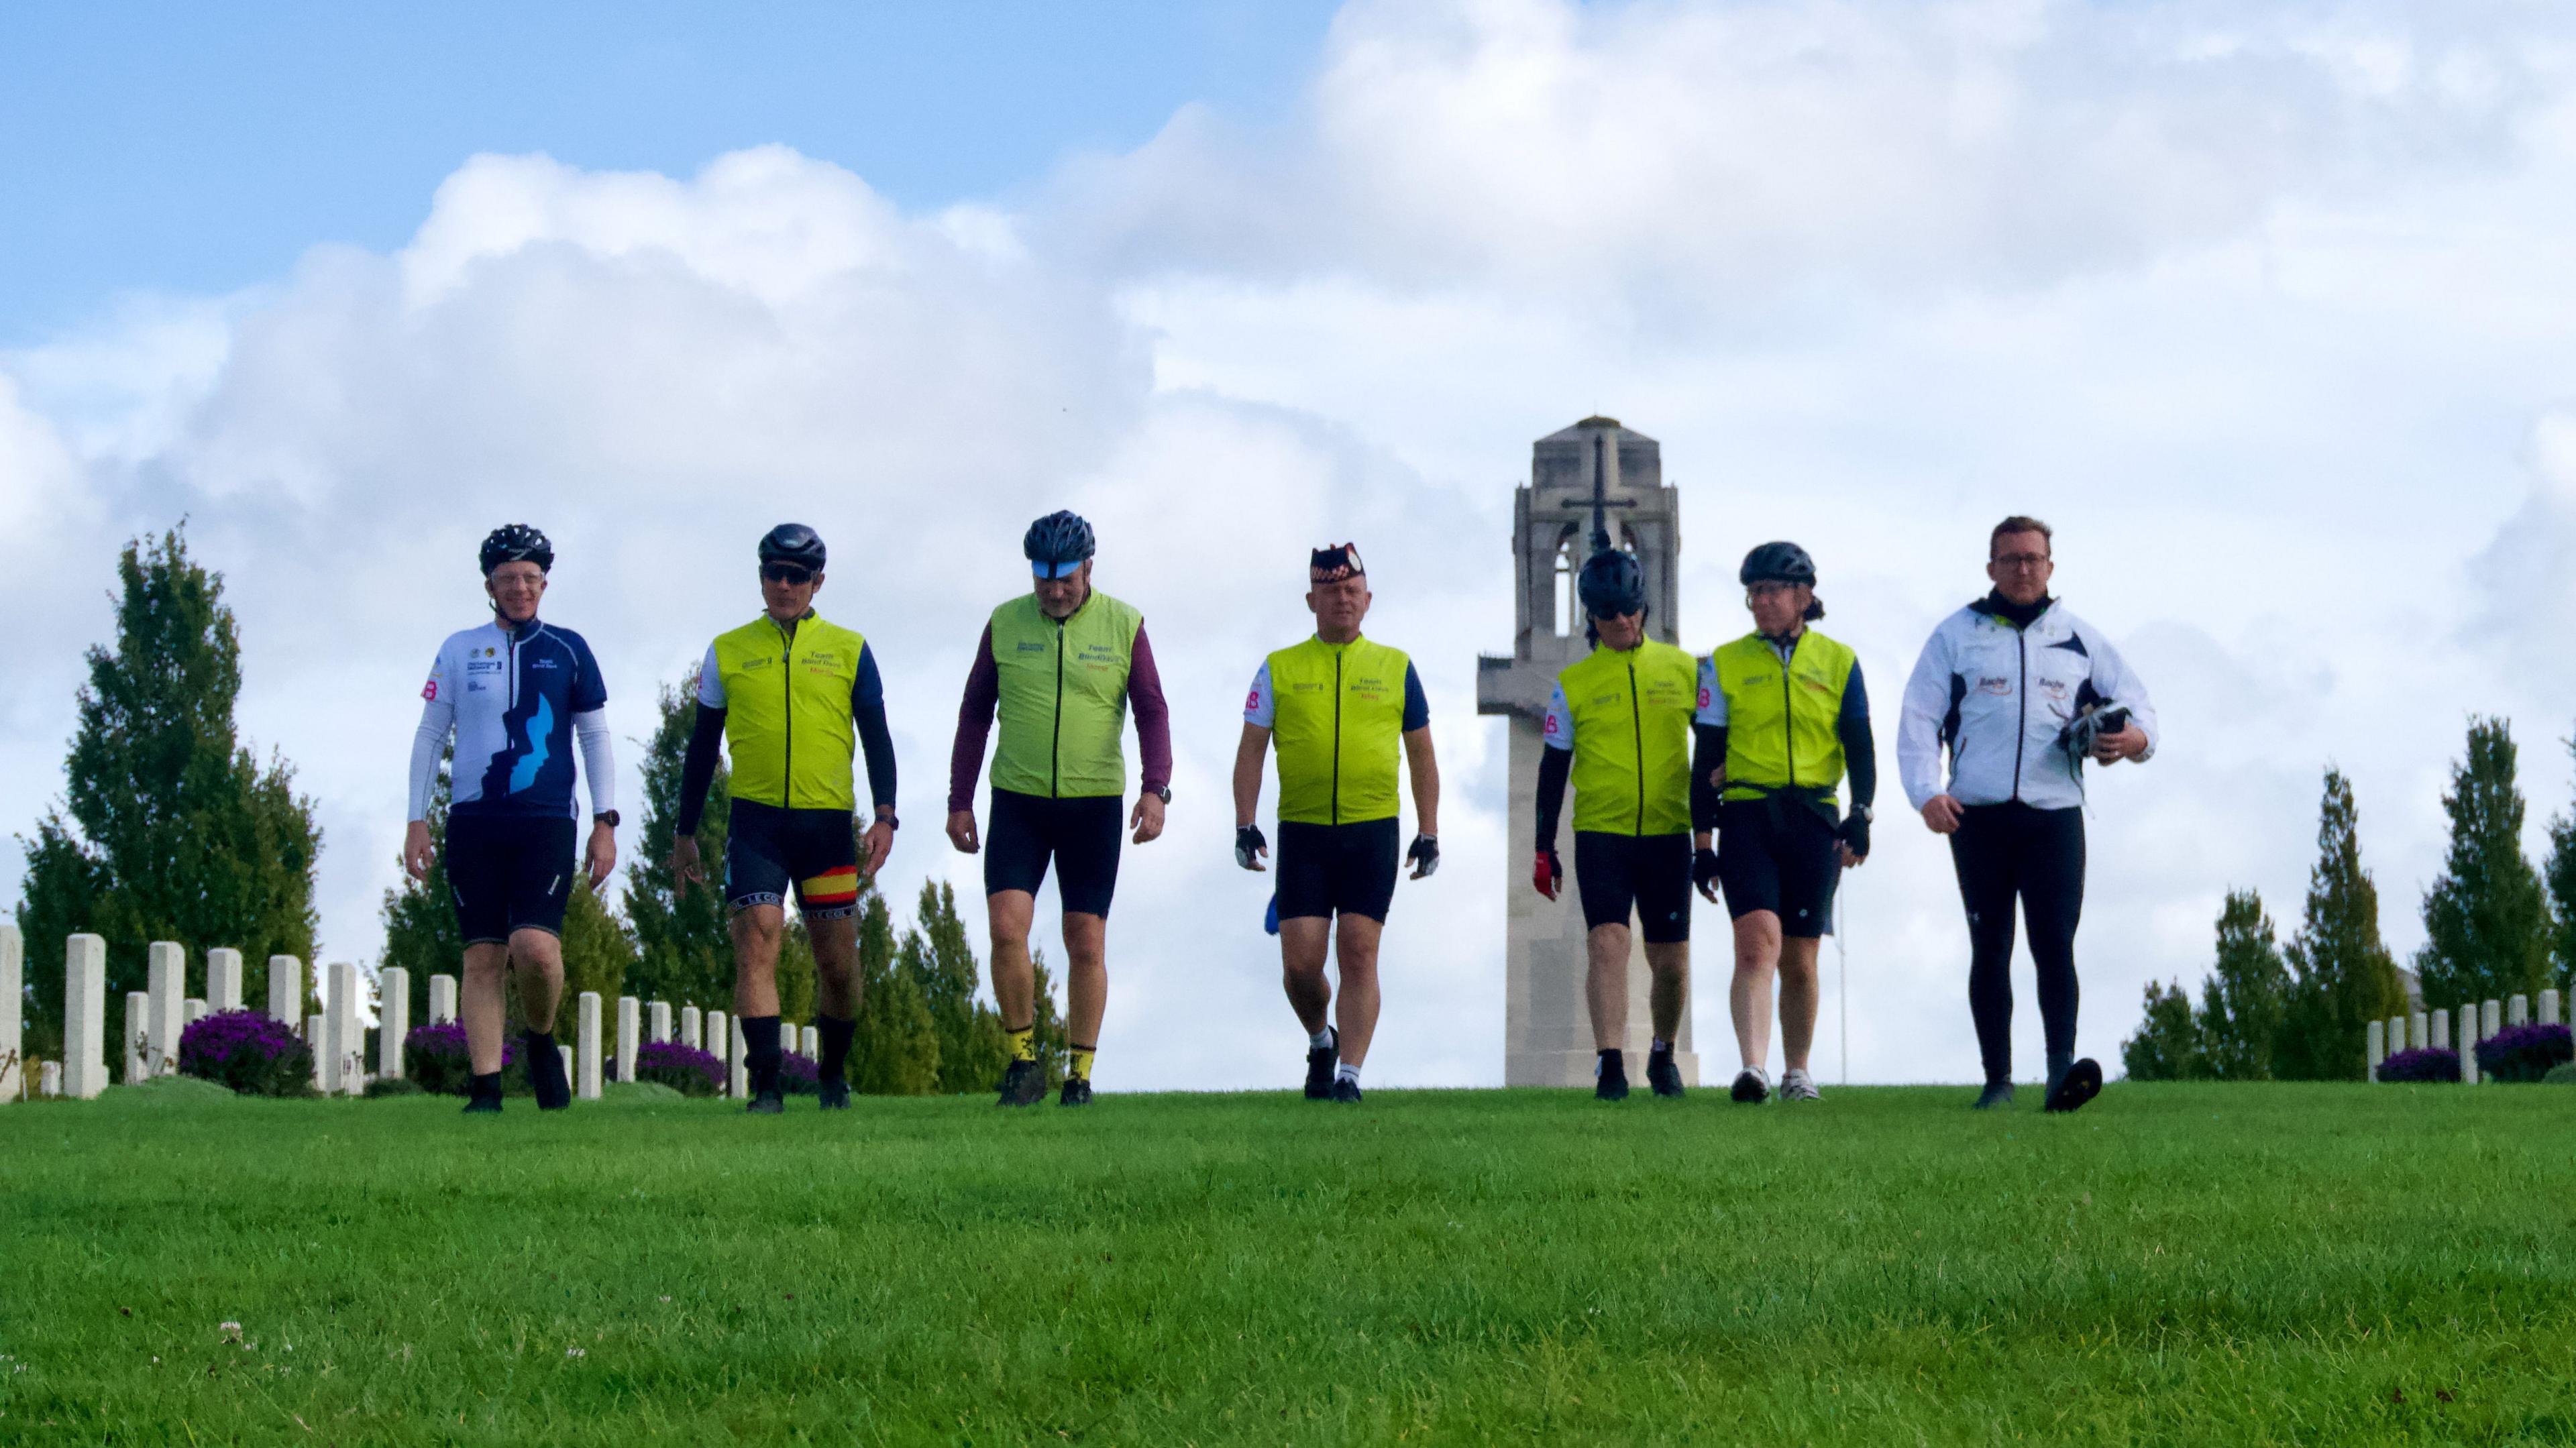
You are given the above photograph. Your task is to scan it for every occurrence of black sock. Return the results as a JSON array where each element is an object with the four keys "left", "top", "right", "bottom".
[
  {"left": 470, "top": 1070, "right": 502, "bottom": 1101},
  {"left": 525, "top": 1030, "right": 557, "bottom": 1068},
  {"left": 1598, "top": 1048, "right": 1624, "bottom": 1073},
  {"left": 744, "top": 1015, "right": 783, "bottom": 1093},
  {"left": 817, "top": 1014, "right": 856, "bottom": 1084}
]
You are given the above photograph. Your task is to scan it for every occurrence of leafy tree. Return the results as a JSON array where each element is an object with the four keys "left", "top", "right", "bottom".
[
  {"left": 2198, "top": 890, "right": 2287, "bottom": 1081},
  {"left": 2542, "top": 729, "right": 2576, "bottom": 999},
  {"left": 2121, "top": 980, "right": 2202, "bottom": 1082},
  {"left": 853, "top": 891, "right": 937, "bottom": 1093},
  {"left": 2415, "top": 718, "right": 2551, "bottom": 1009},
  {"left": 15, "top": 528, "right": 321, "bottom": 1048},
  {"left": 376, "top": 745, "right": 458, "bottom": 1030},
  {"left": 2276, "top": 768, "right": 2406, "bottom": 1080},
  {"left": 898, "top": 880, "right": 1008, "bottom": 1094},
  {"left": 1028, "top": 950, "right": 1069, "bottom": 1089}
]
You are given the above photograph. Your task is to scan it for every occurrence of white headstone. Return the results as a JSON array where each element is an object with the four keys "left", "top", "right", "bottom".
[
  {"left": 428, "top": 973, "right": 458, "bottom": 1025},
  {"left": 124, "top": 991, "right": 150, "bottom": 1084},
  {"left": 2432, "top": 1009, "right": 2449, "bottom": 1052},
  {"left": 730, "top": 1017, "right": 749, "bottom": 1098},
  {"left": 706, "top": 1011, "right": 728, "bottom": 1091},
  {"left": 802, "top": 1024, "right": 818, "bottom": 1058},
  {"left": 2409, "top": 1011, "right": 2428, "bottom": 1053},
  {"left": 206, "top": 948, "right": 244, "bottom": 1012},
  {"left": 40, "top": 1060, "right": 62, "bottom": 1098},
  {"left": 379, "top": 966, "right": 410, "bottom": 1079},
  {"left": 0, "top": 924, "right": 20, "bottom": 1105},
  {"left": 2508, "top": 994, "right": 2528, "bottom": 1027},
  {"left": 307, "top": 1014, "right": 327, "bottom": 1089},
  {"left": 184, "top": 998, "right": 208, "bottom": 1027},
  {"left": 146, "top": 941, "right": 186, "bottom": 1077},
  {"left": 2542, "top": 989, "right": 2563, "bottom": 1027},
  {"left": 62, "top": 934, "right": 109, "bottom": 1099},
  {"left": 2387, "top": 1015, "right": 2405, "bottom": 1058},
  {"left": 2461, "top": 1004, "right": 2481, "bottom": 1085},
  {"left": 268, "top": 954, "right": 303, "bottom": 1023},
  {"left": 326, "top": 961, "right": 362, "bottom": 1095},
  {"left": 2365, "top": 1019, "right": 2384, "bottom": 1078},
  {"left": 648, "top": 999, "right": 672, "bottom": 1045},
  {"left": 681, "top": 1005, "right": 702, "bottom": 1052},
  {"left": 616, "top": 997, "right": 639, "bottom": 1084},
  {"left": 577, "top": 991, "right": 603, "bottom": 1100},
  {"left": 558, "top": 1044, "right": 573, "bottom": 1088},
  {"left": 2483, "top": 999, "right": 2502, "bottom": 1039}
]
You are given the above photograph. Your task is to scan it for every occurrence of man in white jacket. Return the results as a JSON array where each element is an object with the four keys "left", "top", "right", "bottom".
[{"left": 1897, "top": 516, "right": 2157, "bottom": 1113}]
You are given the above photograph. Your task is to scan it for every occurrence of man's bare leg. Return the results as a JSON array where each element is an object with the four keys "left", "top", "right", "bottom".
[
  {"left": 1332, "top": 914, "right": 1384, "bottom": 1068},
  {"left": 1778, "top": 936, "right": 1823, "bottom": 1074},
  {"left": 1585, "top": 923, "right": 1631, "bottom": 1051},
  {"left": 1730, "top": 910, "right": 1784, "bottom": 1074}
]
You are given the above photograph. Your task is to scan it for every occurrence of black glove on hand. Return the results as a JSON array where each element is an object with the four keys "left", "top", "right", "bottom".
[
  {"left": 1837, "top": 813, "right": 1870, "bottom": 860},
  {"left": 1692, "top": 846, "right": 1722, "bottom": 897},
  {"left": 1234, "top": 824, "right": 1268, "bottom": 871},
  {"left": 1406, "top": 834, "right": 1440, "bottom": 879}
]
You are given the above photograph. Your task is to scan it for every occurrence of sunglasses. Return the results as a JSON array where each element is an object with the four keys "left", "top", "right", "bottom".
[
  {"left": 761, "top": 563, "right": 814, "bottom": 585},
  {"left": 1032, "top": 559, "right": 1085, "bottom": 580}
]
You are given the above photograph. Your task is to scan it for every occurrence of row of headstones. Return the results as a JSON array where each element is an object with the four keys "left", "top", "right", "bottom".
[
  {"left": 0, "top": 924, "right": 813, "bottom": 1102},
  {"left": 2365, "top": 989, "right": 2564, "bottom": 1083}
]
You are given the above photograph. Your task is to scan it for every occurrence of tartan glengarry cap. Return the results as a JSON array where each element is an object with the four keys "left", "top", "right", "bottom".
[{"left": 1309, "top": 543, "right": 1365, "bottom": 582}]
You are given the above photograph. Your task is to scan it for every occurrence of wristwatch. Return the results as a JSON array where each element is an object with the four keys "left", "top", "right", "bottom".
[
  {"left": 1150, "top": 786, "right": 1172, "bottom": 803},
  {"left": 1847, "top": 804, "right": 1872, "bottom": 824},
  {"left": 592, "top": 810, "right": 621, "bottom": 828}
]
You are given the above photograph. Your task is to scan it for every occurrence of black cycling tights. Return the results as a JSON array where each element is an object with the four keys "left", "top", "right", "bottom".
[{"left": 1949, "top": 803, "right": 2086, "bottom": 1086}]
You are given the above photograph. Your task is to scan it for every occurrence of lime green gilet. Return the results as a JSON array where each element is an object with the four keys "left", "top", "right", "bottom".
[
  {"left": 710, "top": 612, "right": 867, "bottom": 812},
  {"left": 1267, "top": 634, "right": 1411, "bottom": 826},
  {"left": 988, "top": 590, "right": 1142, "bottom": 799},
  {"left": 1710, "top": 629, "right": 1857, "bottom": 803},
  {"left": 1558, "top": 639, "right": 1698, "bottom": 836}
]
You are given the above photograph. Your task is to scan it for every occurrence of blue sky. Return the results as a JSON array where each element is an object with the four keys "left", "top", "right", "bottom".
[{"left": 0, "top": 0, "right": 1336, "bottom": 343}]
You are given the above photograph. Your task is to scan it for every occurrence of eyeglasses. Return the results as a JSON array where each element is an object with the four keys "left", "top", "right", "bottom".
[
  {"left": 1745, "top": 581, "right": 1798, "bottom": 600},
  {"left": 761, "top": 563, "right": 813, "bottom": 585},
  {"left": 1992, "top": 553, "right": 2051, "bottom": 571}
]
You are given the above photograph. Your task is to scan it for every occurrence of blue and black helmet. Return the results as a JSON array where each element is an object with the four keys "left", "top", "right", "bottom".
[
  {"left": 758, "top": 523, "right": 826, "bottom": 571},
  {"left": 1024, "top": 510, "right": 1095, "bottom": 579}
]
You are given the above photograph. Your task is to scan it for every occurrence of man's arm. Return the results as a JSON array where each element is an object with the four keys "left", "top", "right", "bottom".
[
  {"left": 947, "top": 624, "right": 1000, "bottom": 817},
  {"left": 1690, "top": 724, "right": 1727, "bottom": 842},
  {"left": 1401, "top": 663, "right": 1438, "bottom": 836},
  {"left": 1839, "top": 661, "right": 1877, "bottom": 813},
  {"left": 851, "top": 640, "right": 898, "bottom": 816},
  {"left": 1128, "top": 624, "right": 1173, "bottom": 798},
  {"left": 1895, "top": 626, "right": 1955, "bottom": 812},
  {"left": 403, "top": 662, "right": 455, "bottom": 881},
  {"left": 2084, "top": 624, "right": 2159, "bottom": 762}
]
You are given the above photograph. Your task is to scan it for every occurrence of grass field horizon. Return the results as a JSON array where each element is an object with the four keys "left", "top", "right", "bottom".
[{"left": 5, "top": 1080, "right": 2572, "bottom": 1444}]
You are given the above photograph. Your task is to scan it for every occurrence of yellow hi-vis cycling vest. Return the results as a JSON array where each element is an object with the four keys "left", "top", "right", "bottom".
[
  {"left": 710, "top": 612, "right": 867, "bottom": 812},
  {"left": 987, "top": 590, "right": 1141, "bottom": 799},
  {"left": 1710, "top": 629, "right": 1858, "bottom": 803},
  {"left": 1267, "top": 634, "right": 1411, "bottom": 826},
  {"left": 1558, "top": 638, "right": 1697, "bottom": 836}
]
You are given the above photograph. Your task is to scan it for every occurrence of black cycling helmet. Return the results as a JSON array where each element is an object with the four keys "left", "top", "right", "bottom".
[
  {"left": 479, "top": 524, "right": 553, "bottom": 576},
  {"left": 757, "top": 523, "right": 826, "bottom": 571},
  {"left": 1739, "top": 541, "right": 1817, "bottom": 588},
  {"left": 1023, "top": 510, "right": 1096, "bottom": 567},
  {"left": 1576, "top": 547, "right": 1648, "bottom": 618}
]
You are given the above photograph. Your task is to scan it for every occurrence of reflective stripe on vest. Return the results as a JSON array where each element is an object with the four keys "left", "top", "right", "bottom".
[
  {"left": 1559, "top": 638, "right": 1697, "bottom": 836},
  {"left": 1711, "top": 630, "right": 1856, "bottom": 803},
  {"left": 1267, "top": 634, "right": 1409, "bottom": 826},
  {"left": 988, "top": 590, "right": 1140, "bottom": 799},
  {"left": 710, "top": 612, "right": 866, "bottom": 812}
]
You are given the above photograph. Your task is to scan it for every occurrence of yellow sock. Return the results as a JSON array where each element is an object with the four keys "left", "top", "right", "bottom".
[
  {"left": 1008, "top": 1027, "right": 1036, "bottom": 1063},
  {"left": 1069, "top": 1045, "right": 1096, "bottom": 1082}
]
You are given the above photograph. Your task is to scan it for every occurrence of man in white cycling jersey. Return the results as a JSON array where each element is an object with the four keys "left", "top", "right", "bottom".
[
  {"left": 404, "top": 525, "right": 618, "bottom": 1114},
  {"left": 1897, "top": 515, "right": 2157, "bottom": 1113}
]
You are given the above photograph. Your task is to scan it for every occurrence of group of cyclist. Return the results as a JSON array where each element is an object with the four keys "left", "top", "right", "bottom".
[{"left": 406, "top": 508, "right": 2155, "bottom": 1117}]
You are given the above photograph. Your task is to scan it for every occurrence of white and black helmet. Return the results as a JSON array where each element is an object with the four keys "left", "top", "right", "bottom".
[{"left": 479, "top": 524, "right": 553, "bottom": 575}]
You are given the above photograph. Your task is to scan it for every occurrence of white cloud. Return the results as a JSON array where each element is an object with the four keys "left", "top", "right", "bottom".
[{"left": 14, "top": 0, "right": 2576, "bottom": 1088}]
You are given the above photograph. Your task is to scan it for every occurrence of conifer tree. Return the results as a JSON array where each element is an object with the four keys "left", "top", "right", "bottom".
[
  {"left": 2415, "top": 718, "right": 2551, "bottom": 1007},
  {"left": 2541, "top": 729, "right": 2576, "bottom": 999},
  {"left": 2275, "top": 768, "right": 2404, "bottom": 1079},
  {"left": 2197, "top": 889, "right": 2286, "bottom": 1080},
  {"left": 377, "top": 746, "right": 458, "bottom": 1030},
  {"left": 852, "top": 891, "right": 938, "bottom": 1093},
  {"left": 2120, "top": 979, "right": 2202, "bottom": 1081},
  {"left": 899, "top": 880, "right": 1008, "bottom": 1094},
  {"left": 15, "top": 528, "right": 321, "bottom": 1045}
]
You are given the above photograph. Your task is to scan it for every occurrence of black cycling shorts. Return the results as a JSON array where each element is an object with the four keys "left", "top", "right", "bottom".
[
  {"left": 985, "top": 788, "right": 1123, "bottom": 918},
  {"left": 1716, "top": 798, "right": 1841, "bottom": 938},
  {"left": 1574, "top": 831, "right": 1693, "bottom": 943},
  {"left": 447, "top": 813, "right": 577, "bottom": 945},
  {"left": 727, "top": 799, "right": 861, "bottom": 920},
  {"left": 1275, "top": 818, "right": 1399, "bottom": 924}
]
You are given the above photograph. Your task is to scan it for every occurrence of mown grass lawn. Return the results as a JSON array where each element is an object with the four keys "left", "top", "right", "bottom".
[{"left": 3, "top": 1077, "right": 2571, "bottom": 1445}]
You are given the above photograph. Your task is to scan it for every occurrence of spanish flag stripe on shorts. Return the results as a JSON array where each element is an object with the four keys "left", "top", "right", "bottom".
[{"left": 798, "top": 867, "right": 861, "bottom": 910}]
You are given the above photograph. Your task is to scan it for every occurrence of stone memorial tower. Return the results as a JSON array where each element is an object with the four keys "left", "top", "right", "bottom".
[{"left": 1478, "top": 416, "right": 1700, "bottom": 1087}]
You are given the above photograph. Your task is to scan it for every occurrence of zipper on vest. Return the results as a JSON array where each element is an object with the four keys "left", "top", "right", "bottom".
[
  {"left": 778, "top": 616, "right": 796, "bottom": 810},
  {"left": 1780, "top": 636, "right": 1796, "bottom": 790},
  {"left": 2010, "top": 624, "right": 2027, "bottom": 803},
  {"left": 1051, "top": 618, "right": 1065, "bottom": 798},
  {"left": 1628, "top": 657, "right": 1644, "bottom": 834},
  {"left": 1331, "top": 649, "right": 1344, "bottom": 826}
]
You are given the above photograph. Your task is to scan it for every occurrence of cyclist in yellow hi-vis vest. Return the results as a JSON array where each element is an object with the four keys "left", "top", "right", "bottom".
[
  {"left": 1231, "top": 543, "right": 1440, "bottom": 1104},
  {"left": 1530, "top": 546, "right": 1698, "bottom": 1102},
  {"left": 1693, "top": 542, "right": 1877, "bottom": 1105},
  {"left": 670, "top": 524, "right": 899, "bottom": 1115},
  {"left": 947, "top": 511, "right": 1173, "bottom": 1109}
]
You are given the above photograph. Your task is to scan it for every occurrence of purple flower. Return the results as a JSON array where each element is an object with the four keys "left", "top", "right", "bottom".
[
  {"left": 634, "top": 1040, "right": 727, "bottom": 1097},
  {"left": 177, "top": 1009, "right": 314, "bottom": 1096},
  {"left": 2473, "top": 1022, "right": 2573, "bottom": 1082},
  {"left": 2377, "top": 1047, "right": 2461, "bottom": 1083}
]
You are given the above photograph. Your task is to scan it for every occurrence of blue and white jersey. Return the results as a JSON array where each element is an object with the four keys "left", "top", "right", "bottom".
[
  {"left": 1896, "top": 598, "right": 2157, "bottom": 812},
  {"left": 413, "top": 620, "right": 612, "bottom": 820}
]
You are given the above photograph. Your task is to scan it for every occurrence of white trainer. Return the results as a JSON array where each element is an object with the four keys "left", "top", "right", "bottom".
[{"left": 1780, "top": 1067, "right": 1821, "bottom": 1102}]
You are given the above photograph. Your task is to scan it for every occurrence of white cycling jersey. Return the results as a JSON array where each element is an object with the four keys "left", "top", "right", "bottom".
[
  {"left": 1896, "top": 598, "right": 2157, "bottom": 812},
  {"left": 410, "top": 618, "right": 614, "bottom": 822}
]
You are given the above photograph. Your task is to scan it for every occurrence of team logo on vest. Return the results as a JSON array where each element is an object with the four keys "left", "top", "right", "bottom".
[
  {"left": 1016, "top": 641, "right": 1047, "bottom": 653},
  {"left": 1978, "top": 675, "right": 2010, "bottom": 695}
]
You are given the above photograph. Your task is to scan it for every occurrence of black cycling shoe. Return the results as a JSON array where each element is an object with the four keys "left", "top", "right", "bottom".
[
  {"left": 1972, "top": 1082, "right": 2017, "bottom": 1111},
  {"left": 817, "top": 1078, "right": 851, "bottom": 1111},
  {"left": 462, "top": 1094, "right": 501, "bottom": 1115},
  {"left": 526, "top": 1034, "right": 572, "bottom": 1111},
  {"left": 1595, "top": 1050, "right": 1629, "bottom": 1102},
  {"left": 1330, "top": 1076, "right": 1363, "bottom": 1104},
  {"left": 1646, "top": 1048, "right": 1684, "bottom": 1099},
  {"left": 1303, "top": 1027, "right": 1340, "bottom": 1101},
  {"left": 2043, "top": 1058, "right": 2103, "bottom": 1114},
  {"left": 997, "top": 1058, "right": 1046, "bottom": 1107},
  {"left": 1729, "top": 1068, "right": 1770, "bottom": 1105},
  {"left": 745, "top": 1089, "right": 785, "bottom": 1115},
  {"left": 1059, "top": 1076, "right": 1093, "bottom": 1107}
]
